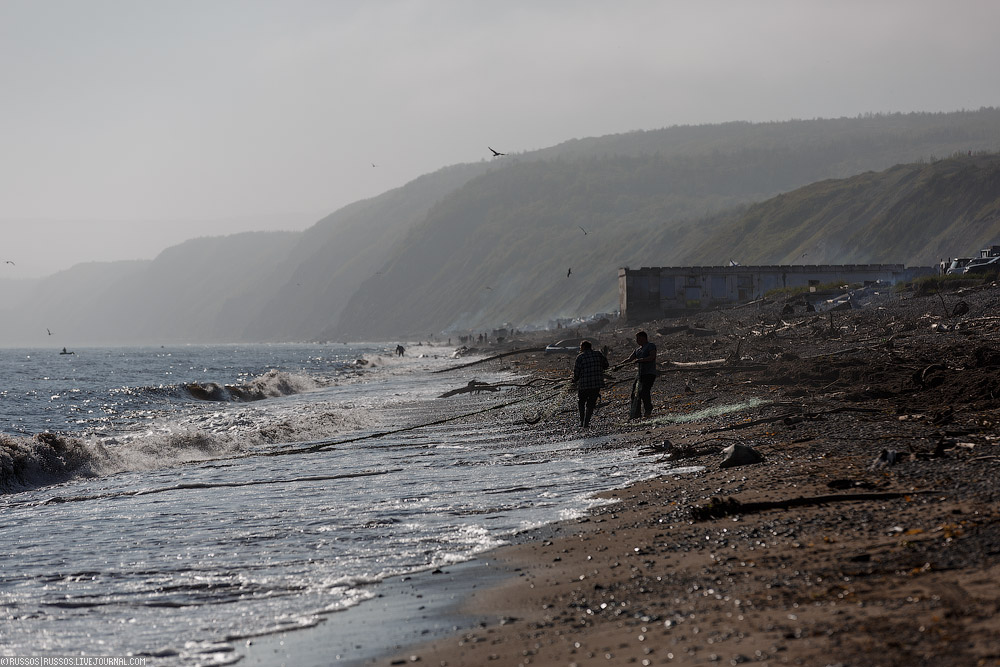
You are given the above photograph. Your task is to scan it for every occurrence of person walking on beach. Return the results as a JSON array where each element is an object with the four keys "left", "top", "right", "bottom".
[
  {"left": 572, "top": 340, "right": 609, "bottom": 428},
  {"left": 621, "top": 330, "right": 657, "bottom": 419}
]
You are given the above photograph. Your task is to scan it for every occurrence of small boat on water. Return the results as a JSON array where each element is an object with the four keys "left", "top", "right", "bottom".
[{"left": 60, "top": 347, "right": 74, "bottom": 355}]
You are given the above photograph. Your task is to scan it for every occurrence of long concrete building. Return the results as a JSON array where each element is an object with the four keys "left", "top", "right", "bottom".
[{"left": 618, "top": 264, "right": 934, "bottom": 322}]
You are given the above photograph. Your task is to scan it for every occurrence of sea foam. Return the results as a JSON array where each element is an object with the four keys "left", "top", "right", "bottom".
[{"left": 185, "top": 369, "right": 324, "bottom": 402}]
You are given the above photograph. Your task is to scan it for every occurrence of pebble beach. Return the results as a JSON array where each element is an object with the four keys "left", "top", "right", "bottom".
[
  {"left": 372, "top": 281, "right": 1000, "bottom": 667},
  {"left": 243, "top": 280, "right": 1000, "bottom": 667}
]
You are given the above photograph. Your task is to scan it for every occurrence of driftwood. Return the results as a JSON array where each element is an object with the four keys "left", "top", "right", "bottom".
[
  {"left": 768, "top": 316, "right": 822, "bottom": 334},
  {"left": 962, "top": 316, "right": 1000, "bottom": 328},
  {"left": 438, "top": 376, "right": 563, "bottom": 398},
  {"left": 432, "top": 347, "right": 546, "bottom": 373},
  {"left": 800, "top": 346, "right": 866, "bottom": 360},
  {"left": 616, "top": 355, "right": 758, "bottom": 375},
  {"left": 660, "top": 363, "right": 769, "bottom": 374},
  {"left": 665, "top": 358, "right": 727, "bottom": 367},
  {"left": 654, "top": 443, "right": 724, "bottom": 461},
  {"left": 655, "top": 324, "right": 717, "bottom": 337},
  {"left": 438, "top": 380, "right": 501, "bottom": 397},
  {"left": 626, "top": 355, "right": 768, "bottom": 375},
  {"left": 702, "top": 405, "right": 882, "bottom": 434},
  {"left": 702, "top": 412, "right": 798, "bottom": 433},
  {"left": 691, "top": 490, "right": 940, "bottom": 521}
]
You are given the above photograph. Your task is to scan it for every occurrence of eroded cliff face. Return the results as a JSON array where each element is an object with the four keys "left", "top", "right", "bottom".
[{"left": 5, "top": 111, "right": 1000, "bottom": 346}]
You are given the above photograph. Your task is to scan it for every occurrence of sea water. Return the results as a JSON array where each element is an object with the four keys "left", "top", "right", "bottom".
[{"left": 0, "top": 344, "right": 655, "bottom": 664}]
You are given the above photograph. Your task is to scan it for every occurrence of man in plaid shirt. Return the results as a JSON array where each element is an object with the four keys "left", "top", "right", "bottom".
[{"left": 572, "top": 340, "right": 609, "bottom": 427}]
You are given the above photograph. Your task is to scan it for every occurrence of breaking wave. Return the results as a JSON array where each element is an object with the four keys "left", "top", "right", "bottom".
[
  {"left": 184, "top": 369, "right": 324, "bottom": 402},
  {"left": 0, "top": 403, "right": 367, "bottom": 495},
  {"left": 1, "top": 432, "right": 107, "bottom": 493},
  {"left": 0, "top": 353, "right": 408, "bottom": 495},
  {"left": 0, "top": 430, "right": 243, "bottom": 495}
]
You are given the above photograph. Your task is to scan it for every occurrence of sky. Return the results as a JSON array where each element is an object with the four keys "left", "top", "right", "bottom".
[{"left": 2, "top": 0, "right": 999, "bottom": 278}]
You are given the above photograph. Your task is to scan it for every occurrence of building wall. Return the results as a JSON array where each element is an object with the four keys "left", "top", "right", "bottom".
[{"left": 618, "top": 264, "right": 933, "bottom": 321}]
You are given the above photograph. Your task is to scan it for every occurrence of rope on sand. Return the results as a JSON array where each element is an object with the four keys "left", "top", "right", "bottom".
[
  {"left": 265, "top": 367, "right": 641, "bottom": 458},
  {"left": 521, "top": 380, "right": 575, "bottom": 424},
  {"left": 521, "top": 372, "right": 638, "bottom": 424},
  {"left": 262, "top": 379, "right": 570, "bottom": 457},
  {"left": 431, "top": 347, "right": 547, "bottom": 374}
]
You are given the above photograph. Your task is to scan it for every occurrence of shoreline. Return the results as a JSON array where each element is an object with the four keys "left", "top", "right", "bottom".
[
  {"left": 370, "top": 285, "right": 1000, "bottom": 666},
  {"left": 256, "top": 283, "right": 999, "bottom": 666},
  {"left": 239, "top": 559, "right": 517, "bottom": 667},
  {"left": 374, "top": 426, "right": 999, "bottom": 666},
  {"left": 239, "top": 458, "right": 706, "bottom": 667}
]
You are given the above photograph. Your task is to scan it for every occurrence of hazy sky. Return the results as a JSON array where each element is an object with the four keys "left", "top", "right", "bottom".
[{"left": 2, "top": 0, "right": 998, "bottom": 277}]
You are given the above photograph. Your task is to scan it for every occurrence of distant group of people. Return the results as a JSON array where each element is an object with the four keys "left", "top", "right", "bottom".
[
  {"left": 461, "top": 331, "right": 509, "bottom": 344},
  {"left": 571, "top": 330, "right": 657, "bottom": 428}
]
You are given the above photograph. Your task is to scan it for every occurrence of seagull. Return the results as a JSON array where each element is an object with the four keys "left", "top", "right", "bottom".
[
  {"left": 578, "top": 226, "right": 588, "bottom": 235},
  {"left": 47, "top": 328, "right": 52, "bottom": 336},
  {"left": 567, "top": 268, "right": 572, "bottom": 278},
  {"left": 488, "top": 147, "right": 506, "bottom": 157},
  {"left": 4, "top": 260, "right": 14, "bottom": 265}
]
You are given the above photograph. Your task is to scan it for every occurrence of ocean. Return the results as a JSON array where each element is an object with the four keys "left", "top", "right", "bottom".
[{"left": 0, "top": 343, "right": 656, "bottom": 664}]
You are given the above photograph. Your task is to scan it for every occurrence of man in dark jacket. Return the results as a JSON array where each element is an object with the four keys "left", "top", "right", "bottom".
[
  {"left": 572, "top": 340, "right": 609, "bottom": 427},
  {"left": 621, "top": 330, "right": 657, "bottom": 419}
]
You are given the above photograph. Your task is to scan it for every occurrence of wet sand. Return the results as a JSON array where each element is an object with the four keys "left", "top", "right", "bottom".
[
  {"left": 240, "top": 560, "right": 516, "bottom": 666},
  {"left": 260, "top": 281, "right": 1000, "bottom": 666},
  {"left": 375, "top": 283, "right": 1000, "bottom": 666}
]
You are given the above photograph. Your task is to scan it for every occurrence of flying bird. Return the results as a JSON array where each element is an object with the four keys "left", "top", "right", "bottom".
[
  {"left": 578, "top": 226, "right": 588, "bottom": 235},
  {"left": 488, "top": 147, "right": 506, "bottom": 157},
  {"left": 4, "top": 260, "right": 14, "bottom": 265},
  {"left": 47, "top": 328, "right": 52, "bottom": 336},
  {"left": 567, "top": 268, "right": 572, "bottom": 278}
]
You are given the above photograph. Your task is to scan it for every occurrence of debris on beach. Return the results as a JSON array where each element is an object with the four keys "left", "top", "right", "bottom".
[
  {"left": 380, "top": 280, "right": 1000, "bottom": 667},
  {"left": 438, "top": 380, "right": 501, "bottom": 398},
  {"left": 718, "top": 443, "right": 764, "bottom": 468},
  {"left": 870, "top": 448, "right": 903, "bottom": 468}
]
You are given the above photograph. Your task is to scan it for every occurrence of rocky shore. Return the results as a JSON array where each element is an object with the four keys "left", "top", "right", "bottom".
[{"left": 379, "top": 281, "right": 1000, "bottom": 666}]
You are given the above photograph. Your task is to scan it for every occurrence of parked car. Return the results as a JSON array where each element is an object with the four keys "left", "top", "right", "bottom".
[
  {"left": 544, "top": 338, "right": 587, "bottom": 355},
  {"left": 964, "top": 255, "right": 1000, "bottom": 274}
]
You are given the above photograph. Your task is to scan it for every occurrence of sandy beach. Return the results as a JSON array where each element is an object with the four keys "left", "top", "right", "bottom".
[{"left": 251, "top": 281, "right": 1000, "bottom": 666}]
